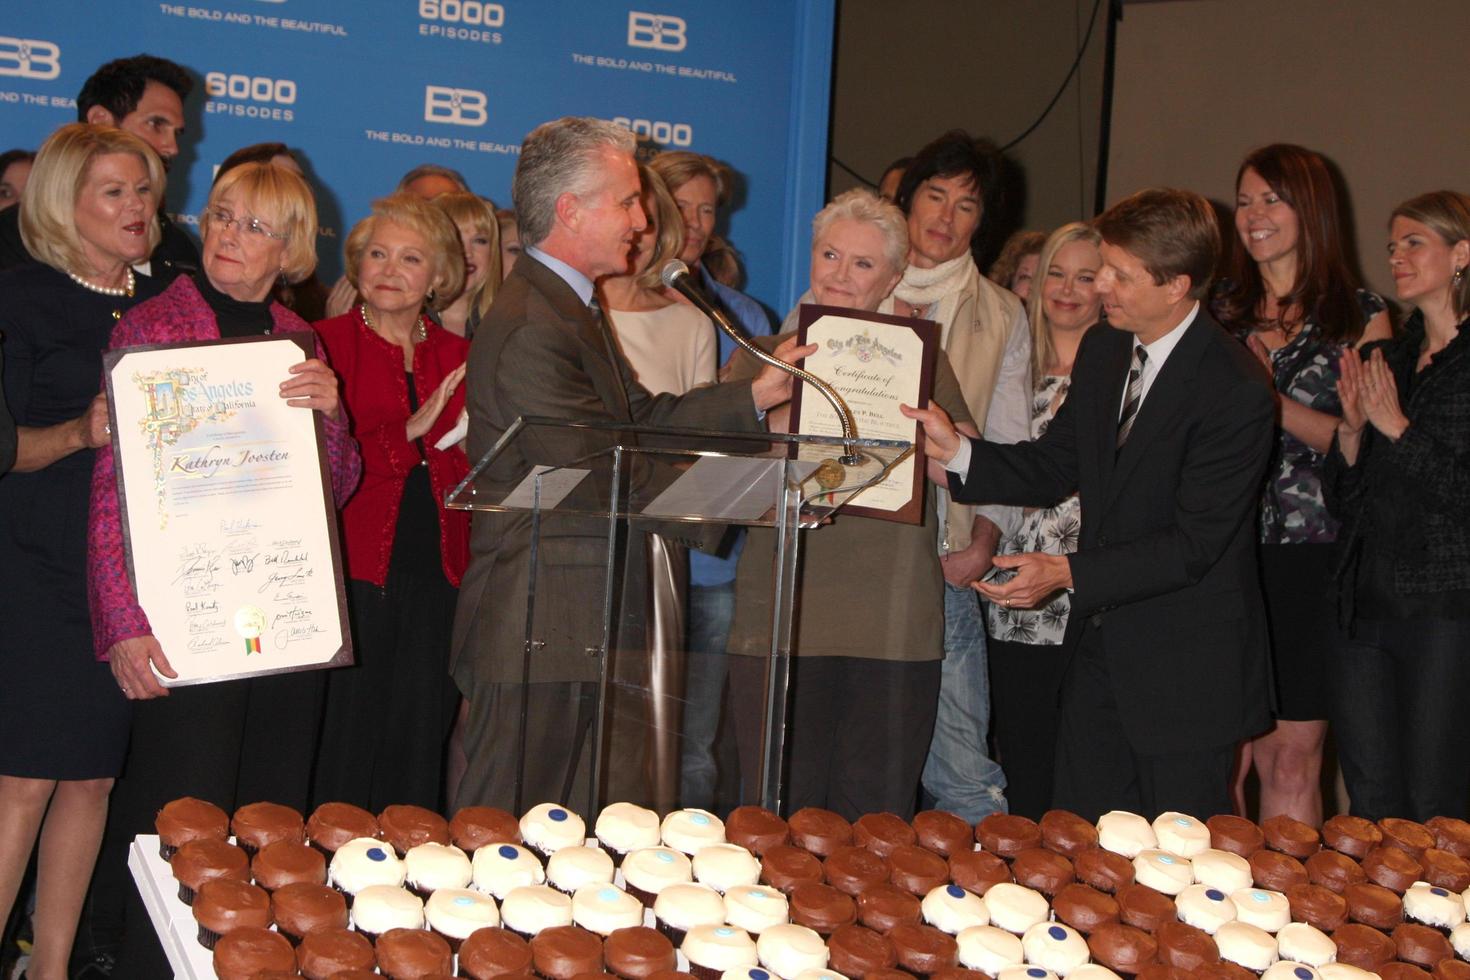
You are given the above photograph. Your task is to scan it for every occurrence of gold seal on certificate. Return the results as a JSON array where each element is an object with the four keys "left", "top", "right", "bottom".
[
  {"left": 790, "top": 304, "right": 939, "bottom": 524},
  {"left": 104, "top": 334, "right": 352, "bottom": 686}
]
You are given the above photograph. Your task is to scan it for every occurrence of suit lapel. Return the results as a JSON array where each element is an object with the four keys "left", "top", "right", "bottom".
[
  {"left": 1093, "top": 326, "right": 1133, "bottom": 490},
  {"left": 1102, "top": 313, "right": 1211, "bottom": 514},
  {"left": 520, "top": 255, "right": 633, "bottom": 421}
]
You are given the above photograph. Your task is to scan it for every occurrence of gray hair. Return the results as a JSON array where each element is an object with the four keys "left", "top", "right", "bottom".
[
  {"left": 811, "top": 187, "right": 909, "bottom": 273},
  {"left": 513, "top": 117, "right": 637, "bottom": 247},
  {"left": 396, "top": 163, "right": 468, "bottom": 193}
]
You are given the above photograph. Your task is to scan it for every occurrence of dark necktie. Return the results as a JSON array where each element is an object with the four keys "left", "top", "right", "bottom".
[
  {"left": 589, "top": 297, "right": 632, "bottom": 420},
  {"left": 1116, "top": 344, "right": 1148, "bottom": 449}
]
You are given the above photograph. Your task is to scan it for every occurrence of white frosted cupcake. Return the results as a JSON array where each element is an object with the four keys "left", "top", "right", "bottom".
[
  {"left": 984, "top": 883, "right": 1050, "bottom": 934},
  {"left": 756, "top": 922, "right": 828, "bottom": 979},
  {"left": 683, "top": 924, "right": 757, "bottom": 980},
  {"left": 1021, "top": 922, "right": 1089, "bottom": 976},
  {"left": 404, "top": 842, "right": 472, "bottom": 898},
  {"left": 329, "top": 837, "right": 406, "bottom": 899},
  {"left": 472, "top": 842, "right": 546, "bottom": 899},
  {"left": 1261, "top": 964, "right": 1320, "bottom": 980},
  {"left": 547, "top": 845, "right": 615, "bottom": 895},
  {"left": 724, "top": 885, "right": 789, "bottom": 935},
  {"left": 663, "top": 809, "right": 727, "bottom": 855},
  {"left": 595, "top": 802, "right": 661, "bottom": 863},
  {"left": 792, "top": 970, "right": 849, "bottom": 980},
  {"left": 957, "top": 924, "right": 1025, "bottom": 975},
  {"left": 350, "top": 884, "right": 424, "bottom": 939},
  {"left": 424, "top": 887, "right": 499, "bottom": 951},
  {"left": 997, "top": 967, "right": 1056, "bottom": 980},
  {"left": 1192, "top": 848, "right": 1254, "bottom": 893},
  {"left": 695, "top": 843, "right": 762, "bottom": 894},
  {"left": 1214, "top": 920, "right": 1279, "bottom": 972},
  {"left": 1453, "top": 920, "right": 1470, "bottom": 958},
  {"left": 572, "top": 883, "right": 644, "bottom": 936},
  {"left": 1275, "top": 922, "right": 1336, "bottom": 967},
  {"left": 1404, "top": 880, "right": 1467, "bottom": 928},
  {"left": 520, "top": 803, "right": 586, "bottom": 858},
  {"left": 1175, "top": 884, "right": 1237, "bottom": 934},
  {"left": 1068, "top": 967, "right": 1123, "bottom": 980},
  {"left": 1152, "top": 813, "right": 1210, "bottom": 858},
  {"left": 921, "top": 883, "right": 990, "bottom": 934},
  {"left": 1318, "top": 966, "right": 1378, "bottom": 980},
  {"left": 720, "top": 970, "right": 774, "bottom": 980},
  {"left": 655, "top": 881, "right": 727, "bottom": 945},
  {"left": 1230, "top": 887, "right": 1291, "bottom": 933},
  {"left": 1133, "top": 850, "right": 1193, "bottom": 895},
  {"left": 1096, "top": 812, "right": 1155, "bottom": 858},
  {"left": 623, "top": 846, "right": 694, "bottom": 905},
  {"left": 499, "top": 883, "right": 572, "bottom": 937}
]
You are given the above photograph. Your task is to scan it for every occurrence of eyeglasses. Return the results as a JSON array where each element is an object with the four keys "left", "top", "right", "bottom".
[{"left": 205, "top": 207, "right": 287, "bottom": 241}]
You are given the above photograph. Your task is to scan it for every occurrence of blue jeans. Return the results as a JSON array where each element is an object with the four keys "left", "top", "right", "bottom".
[
  {"left": 922, "top": 583, "right": 1008, "bottom": 820},
  {"left": 680, "top": 581, "right": 735, "bottom": 808}
]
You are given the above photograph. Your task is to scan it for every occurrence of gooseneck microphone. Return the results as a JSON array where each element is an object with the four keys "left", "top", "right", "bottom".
[{"left": 660, "top": 260, "right": 862, "bottom": 465}]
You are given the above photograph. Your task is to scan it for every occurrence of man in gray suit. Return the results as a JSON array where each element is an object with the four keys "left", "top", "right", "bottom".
[{"left": 451, "top": 117, "right": 809, "bottom": 810}]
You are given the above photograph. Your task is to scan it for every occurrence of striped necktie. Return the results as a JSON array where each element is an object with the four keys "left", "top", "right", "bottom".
[
  {"left": 1116, "top": 344, "right": 1148, "bottom": 449},
  {"left": 589, "top": 296, "right": 632, "bottom": 420}
]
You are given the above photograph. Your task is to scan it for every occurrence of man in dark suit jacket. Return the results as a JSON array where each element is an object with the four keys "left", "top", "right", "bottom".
[
  {"left": 451, "top": 117, "right": 809, "bottom": 811},
  {"left": 904, "top": 188, "right": 1276, "bottom": 819}
]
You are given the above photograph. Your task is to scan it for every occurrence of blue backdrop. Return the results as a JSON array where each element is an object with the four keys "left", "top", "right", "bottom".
[{"left": 0, "top": 0, "right": 834, "bottom": 313}]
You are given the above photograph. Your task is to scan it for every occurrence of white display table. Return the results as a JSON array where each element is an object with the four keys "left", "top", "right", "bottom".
[{"left": 128, "top": 834, "right": 219, "bottom": 979}]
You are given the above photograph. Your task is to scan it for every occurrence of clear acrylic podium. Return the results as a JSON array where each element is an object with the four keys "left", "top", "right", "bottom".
[{"left": 446, "top": 417, "right": 912, "bottom": 814}]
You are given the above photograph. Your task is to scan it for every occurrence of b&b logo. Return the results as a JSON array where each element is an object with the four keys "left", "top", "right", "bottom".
[
  {"left": 424, "top": 86, "right": 487, "bottom": 126},
  {"left": 627, "top": 11, "right": 686, "bottom": 52},
  {"left": 0, "top": 37, "right": 61, "bottom": 80}
]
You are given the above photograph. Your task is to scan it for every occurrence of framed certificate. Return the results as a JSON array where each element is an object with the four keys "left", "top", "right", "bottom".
[
  {"left": 104, "top": 334, "right": 352, "bottom": 686},
  {"left": 791, "top": 304, "right": 939, "bottom": 524}
]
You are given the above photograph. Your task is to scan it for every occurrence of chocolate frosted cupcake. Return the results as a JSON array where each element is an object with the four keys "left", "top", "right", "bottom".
[
  {"left": 459, "top": 926, "right": 534, "bottom": 980},
  {"left": 193, "top": 877, "right": 271, "bottom": 949},
  {"left": 789, "top": 809, "right": 853, "bottom": 859},
  {"left": 1206, "top": 816, "right": 1265, "bottom": 859},
  {"left": 1303, "top": 851, "right": 1365, "bottom": 895},
  {"left": 1155, "top": 920, "right": 1219, "bottom": 971},
  {"left": 605, "top": 926, "right": 676, "bottom": 979},
  {"left": 1362, "top": 845, "right": 1424, "bottom": 893},
  {"left": 1380, "top": 818, "right": 1436, "bottom": 860},
  {"left": 253, "top": 839, "right": 326, "bottom": 891},
  {"left": 1040, "top": 811, "right": 1100, "bottom": 858},
  {"left": 378, "top": 804, "right": 450, "bottom": 856},
  {"left": 1343, "top": 881, "right": 1403, "bottom": 929},
  {"left": 1320, "top": 816, "right": 1381, "bottom": 860},
  {"left": 888, "top": 923, "right": 958, "bottom": 976},
  {"left": 1052, "top": 882, "right": 1120, "bottom": 935},
  {"left": 1261, "top": 817, "right": 1319, "bottom": 861},
  {"left": 1187, "top": 963, "right": 1254, "bottom": 980},
  {"left": 156, "top": 796, "right": 229, "bottom": 859},
  {"left": 1423, "top": 847, "right": 1470, "bottom": 892},
  {"left": 1086, "top": 922, "right": 1158, "bottom": 975},
  {"left": 1378, "top": 965, "right": 1433, "bottom": 980},
  {"left": 913, "top": 812, "right": 972, "bottom": 859},
  {"left": 306, "top": 802, "right": 380, "bottom": 856},
  {"left": 375, "top": 927, "right": 453, "bottom": 978},
  {"left": 1284, "top": 884, "right": 1347, "bottom": 932},
  {"left": 1433, "top": 960, "right": 1470, "bottom": 980},
  {"left": 727, "top": 807, "right": 791, "bottom": 857},
  {"left": 452, "top": 806, "right": 522, "bottom": 852},
  {"left": 762, "top": 845, "right": 824, "bottom": 894},
  {"left": 534, "top": 925, "right": 606, "bottom": 980},
  {"left": 1249, "top": 850, "right": 1308, "bottom": 892},
  {"left": 829, "top": 923, "right": 898, "bottom": 976},
  {"left": 1116, "top": 882, "right": 1177, "bottom": 933},
  {"left": 856, "top": 814, "right": 920, "bottom": 859},
  {"left": 1074, "top": 848, "right": 1135, "bottom": 895},
  {"left": 211, "top": 926, "right": 296, "bottom": 980},
  {"left": 858, "top": 884, "right": 923, "bottom": 933},
  {"left": 890, "top": 845, "right": 951, "bottom": 898},
  {"left": 949, "top": 849, "right": 1012, "bottom": 897},
  {"left": 232, "top": 801, "right": 305, "bottom": 857},
  {"left": 1427, "top": 816, "right": 1470, "bottom": 859},
  {"left": 976, "top": 815, "right": 1041, "bottom": 860},
  {"left": 1010, "top": 848, "right": 1074, "bottom": 897},
  {"left": 826, "top": 845, "right": 890, "bottom": 897},
  {"left": 296, "top": 927, "right": 376, "bottom": 980},
  {"left": 172, "top": 838, "right": 251, "bottom": 905},
  {"left": 790, "top": 882, "right": 857, "bottom": 935},
  {"left": 1394, "top": 922, "right": 1455, "bottom": 968},
  {"left": 270, "top": 881, "right": 348, "bottom": 945}
]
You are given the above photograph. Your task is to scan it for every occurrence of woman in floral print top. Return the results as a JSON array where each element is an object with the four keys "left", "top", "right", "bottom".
[
  {"left": 1212, "top": 144, "right": 1391, "bottom": 828},
  {"left": 983, "top": 222, "right": 1102, "bottom": 818}
]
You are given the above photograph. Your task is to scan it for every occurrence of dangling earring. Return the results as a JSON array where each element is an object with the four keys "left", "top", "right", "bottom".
[
  {"left": 1455, "top": 267, "right": 1465, "bottom": 287},
  {"left": 426, "top": 287, "right": 436, "bottom": 304}
]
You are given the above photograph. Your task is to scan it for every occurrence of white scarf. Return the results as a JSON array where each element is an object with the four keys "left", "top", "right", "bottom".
[{"left": 892, "top": 253, "right": 976, "bottom": 308}]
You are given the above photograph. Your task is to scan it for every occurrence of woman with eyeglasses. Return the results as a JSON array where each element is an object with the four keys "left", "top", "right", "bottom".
[{"left": 85, "top": 159, "right": 360, "bottom": 976}]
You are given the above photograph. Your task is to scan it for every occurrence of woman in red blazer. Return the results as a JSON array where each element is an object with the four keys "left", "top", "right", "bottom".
[{"left": 313, "top": 192, "right": 469, "bottom": 810}]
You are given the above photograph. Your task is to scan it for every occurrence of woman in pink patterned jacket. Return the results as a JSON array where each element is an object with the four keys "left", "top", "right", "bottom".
[{"left": 86, "top": 161, "right": 360, "bottom": 976}]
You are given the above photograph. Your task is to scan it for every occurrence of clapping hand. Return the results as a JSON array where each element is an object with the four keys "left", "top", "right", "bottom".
[
  {"left": 1340, "top": 347, "right": 1408, "bottom": 442},
  {"left": 407, "top": 363, "right": 467, "bottom": 442}
]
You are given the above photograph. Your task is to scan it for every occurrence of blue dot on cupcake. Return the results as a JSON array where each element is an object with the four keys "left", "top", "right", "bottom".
[
  {"left": 1048, "top": 925, "right": 1066, "bottom": 941},
  {"left": 1251, "top": 891, "right": 1269, "bottom": 902},
  {"left": 1159, "top": 854, "right": 1176, "bottom": 864},
  {"left": 690, "top": 812, "right": 711, "bottom": 826},
  {"left": 454, "top": 896, "right": 476, "bottom": 907},
  {"left": 549, "top": 808, "right": 568, "bottom": 822},
  {"left": 1432, "top": 887, "right": 1449, "bottom": 896},
  {"left": 1028, "top": 970, "right": 1047, "bottom": 978},
  {"left": 1206, "top": 889, "right": 1224, "bottom": 901},
  {"left": 498, "top": 845, "right": 518, "bottom": 859},
  {"left": 367, "top": 847, "right": 387, "bottom": 862},
  {"left": 946, "top": 884, "right": 965, "bottom": 898},
  {"left": 749, "top": 971, "right": 770, "bottom": 980},
  {"left": 1174, "top": 817, "right": 1191, "bottom": 826},
  {"left": 599, "top": 888, "right": 618, "bottom": 902},
  {"left": 655, "top": 851, "right": 674, "bottom": 863},
  {"left": 1294, "top": 970, "right": 1312, "bottom": 980},
  {"left": 715, "top": 927, "right": 735, "bottom": 937}
]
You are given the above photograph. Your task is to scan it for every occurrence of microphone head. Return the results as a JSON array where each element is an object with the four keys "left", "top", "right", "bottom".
[{"left": 659, "top": 259, "right": 690, "bottom": 289}]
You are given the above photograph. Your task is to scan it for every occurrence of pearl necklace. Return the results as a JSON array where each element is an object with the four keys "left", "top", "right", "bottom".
[
  {"left": 68, "top": 267, "right": 135, "bottom": 298},
  {"left": 360, "top": 302, "right": 428, "bottom": 342}
]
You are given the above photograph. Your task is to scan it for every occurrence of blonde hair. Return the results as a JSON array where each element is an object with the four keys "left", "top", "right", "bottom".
[
  {"left": 647, "top": 151, "right": 730, "bottom": 206},
  {"left": 19, "top": 123, "right": 164, "bottom": 275},
  {"left": 812, "top": 187, "right": 909, "bottom": 274},
  {"left": 635, "top": 165, "right": 685, "bottom": 290},
  {"left": 1026, "top": 222, "right": 1103, "bottom": 384},
  {"left": 202, "top": 161, "right": 320, "bottom": 284},
  {"left": 432, "top": 190, "right": 501, "bottom": 322},
  {"left": 1391, "top": 191, "right": 1470, "bottom": 320},
  {"left": 344, "top": 192, "right": 465, "bottom": 312}
]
